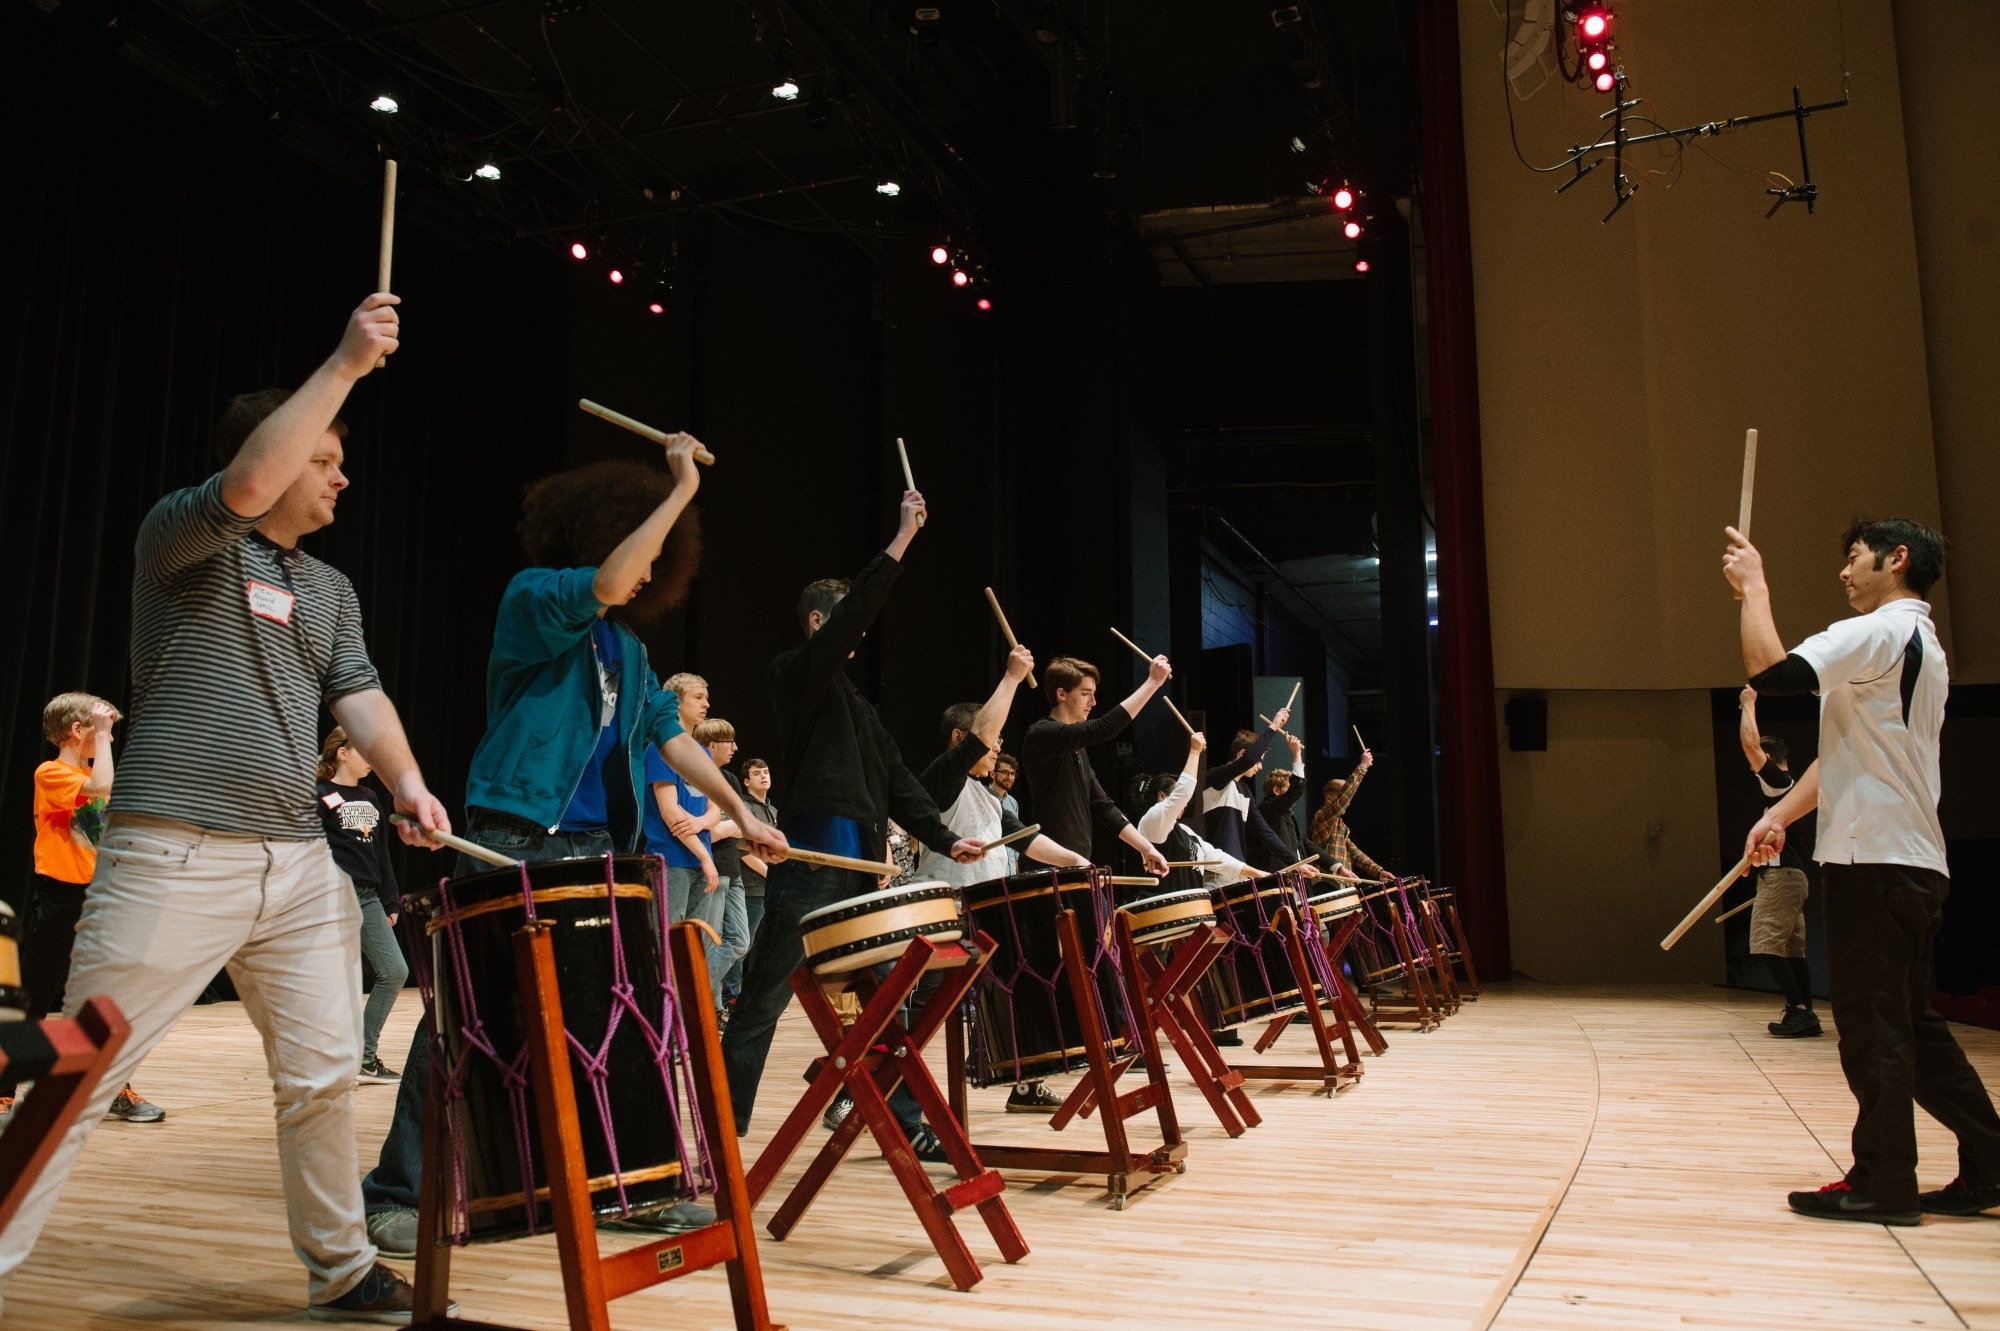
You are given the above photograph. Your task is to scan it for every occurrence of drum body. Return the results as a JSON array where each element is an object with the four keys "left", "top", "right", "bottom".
[
  {"left": 962, "top": 866, "right": 1126, "bottom": 1084},
  {"left": 1203, "top": 877, "right": 1308, "bottom": 1027},
  {"left": 1120, "top": 887, "right": 1215, "bottom": 950},
  {"left": 0, "top": 901, "right": 23, "bottom": 1022},
  {"left": 799, "top": 881, "right": 962, "bottom": 975},
  {"left": 406, "top": 855, "right": 694, "bottom": 1243},
  {"left": 1305, "top": 885, "right": 1362, "bottom": 932}
]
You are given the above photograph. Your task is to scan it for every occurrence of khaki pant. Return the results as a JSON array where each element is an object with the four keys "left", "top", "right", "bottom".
[
  {"left": 1750, "top": 866, "right": 1809, "bottom": 958},
  {"left": 0, "top": 815, "right": 374, "bottom": 1311}
]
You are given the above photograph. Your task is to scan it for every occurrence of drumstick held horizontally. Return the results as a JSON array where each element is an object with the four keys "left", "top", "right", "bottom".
[
  {"left": 1661, "top": 832, "right": 1779, "bottom": 951},
  {"left": 1712, "top": 897, "right": 1755, "bottom": 926},
  {"left": 579, "top": 399, "right": 718, "bottom": 465},
  {"left": 1279, "top": 852, "right": 1320, "bottom": 874},
  {"left": 782, "top": 846, "right": 900, "bottom": 878},
  {"left": 981, "top": 822, "right": 1041, "bottom": 854},
  {"left": 981, "top": 587, "right": 1037, "bottom": 689},
  {"left": 1110, "top": 876, "right": 1160, "bottom": 887},
  {"left": 1162, "top": 860, "right": 1221, "bottom": 870},
  {"left": 895, "top": 436, "right": 925, "bottom": 526},
  {"left": 392, "top": 815, "right": 518, "bottom": 869},
  {"left": 375, "top": 159, "right": 396, "bottom": 368}
]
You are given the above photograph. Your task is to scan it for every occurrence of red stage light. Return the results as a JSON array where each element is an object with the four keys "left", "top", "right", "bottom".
[
  {"left": 1354, "top": 259, "right": 1371, "bottom": 273},
  {"left": 1594, "top": 71, "right": 1615, "bottom": 92},
  {"left": 931, "top": 245, "right": 950, "bottom": 265},
  {"left": 976, "top": 297, "right": 992, "bottom": 311},
  {"left": 1587, "top": 50, "right": 1607, "bottom": 71},
  {"left": 648, "top": 302, "right": 664, "bottom": 315},
  {"left": 1343, "top": 220, "right": 1362, "bottom": 240},
  {"left": 952, "top": 269, "right": 970, "bottom": 287},
  {"left": 570, "top": 242, "right": 588, "bottom": 260},
  {"left": 1331, "top": 187, "right": 1354, "bottom": 211},
  {"left": 1581, "top": 12, "right": 1606, "bottom": 37},
  {"left": 608, "top": 269, "right": 625, "bottom": 284}
]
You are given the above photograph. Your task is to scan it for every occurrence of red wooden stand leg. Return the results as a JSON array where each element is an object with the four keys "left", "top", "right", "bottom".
[
  {"left": 0, "top": 997, "right": 130, "bottom": 1234},
  {"left": 1317, "top": 915, "right": 1387, "bottom": 1056},
  {"left": 1126, "top": 921, "right": 1259, "bottom": 1136},
  {"left": 1215, "top": 908, "right": 1362, "bottom": 1094},
  {"left": 1446, "top": 900, "right": 1482, "bottom": 996}
]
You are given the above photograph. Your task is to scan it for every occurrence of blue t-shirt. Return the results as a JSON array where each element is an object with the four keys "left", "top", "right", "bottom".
[
  {"left": 782, "top": 812, "right": 865, "bottom": 860},
  {"left": 644, "top": 745, "right": 710, "bottom": 867},
  {"left": 557, "top": 619, "right": 624, "bottom": 833}
]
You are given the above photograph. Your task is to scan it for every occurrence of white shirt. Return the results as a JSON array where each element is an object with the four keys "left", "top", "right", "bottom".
[
  {"left": 1138, "top": 772, "right": 1251, "bottom": 881},
  {"left": 1791, "top": 597, "right": 1948, "bottom": 875},
  {"left": 918, "top": 778, "right": 1012, "bottom": 887}
]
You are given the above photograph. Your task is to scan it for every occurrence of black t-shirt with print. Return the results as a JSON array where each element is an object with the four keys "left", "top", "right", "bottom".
[{"left": 316, "top": 780, "right": 401, "bottom": 914}]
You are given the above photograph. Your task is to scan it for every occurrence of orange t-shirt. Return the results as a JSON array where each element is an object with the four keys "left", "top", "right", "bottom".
[{"left": 34, "top": 760, "right": 107, "bottom": 885}]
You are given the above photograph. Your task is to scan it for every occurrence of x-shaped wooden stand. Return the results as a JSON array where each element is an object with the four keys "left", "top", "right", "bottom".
[
  {"left": 744, "top": 932, "right": 1025, "bottom": 1292},
  {"left": 0, "top": 997, "right": 129, "bottom": 1234},
  {"left": 1218, "top": 904, "right": 1364, "bottom": 1095}
]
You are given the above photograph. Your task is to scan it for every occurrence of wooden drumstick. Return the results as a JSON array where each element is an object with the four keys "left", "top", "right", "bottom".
[
  {"left": 896, "top": 436, "right": 924, "bottom": 527},
  {"left": 1352, "top": 723, "right": 1366, "bottom": 752},
  {"left": 1162, "top": 696, "right": 1196, "bottom": 736},
  {"left": 578, "top": 399, "right": 717, "bottom": 465},
  {"left": 391, "top": 815, "right": 518, "bottom": 869},
  {"left": 981, "top": 587, "right": 1037, "bottom": 689},
  {"left": 981, "top": 822, "right": 1041, "bottom": 853},
  {"left": 1109, "top": 626, "right": 1153, "bottom": 664},
  {"left": 1712, "top": 897, "right": 1755, "bottom": 926},
  {"left": 1279, "top": 852, "right": 1320, "bottom": 874},
  {"left": 779, "top": 845, "right": 900, "bottom": 877},
  {"left": 374, "top": 159, "right": 397, "bottom": 368},
  {"left": 1282, "top": 679, "right": 1302, "bottom": 713},
  {"left": 1661, "top": 832, "right": 1778, "bottom": 951},
  {"left": 1162, "top": 860, "right": 1221, "bottom": 870},
  {"left": 1732, "top": 427, "right": 1758, "bottom": 601},
  {"left": 1110, "top": 875, "right": 1160, "bottom": 887}
]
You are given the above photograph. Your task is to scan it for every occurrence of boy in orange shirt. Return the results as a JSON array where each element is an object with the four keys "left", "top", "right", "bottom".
[{"left": 7, "top": 693, "right": 163, "bottom": 1123}]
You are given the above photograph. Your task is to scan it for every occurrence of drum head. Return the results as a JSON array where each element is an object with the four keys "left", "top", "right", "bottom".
[
  {"left": 801, "top": 881, "right": 963, "bottom": 975},
  {"left": 1122, "top": 887, "right": 1215, "bottom": 947}
]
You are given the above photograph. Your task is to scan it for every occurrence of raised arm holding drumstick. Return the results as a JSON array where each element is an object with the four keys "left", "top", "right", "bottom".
[
  {"left": 1021, "top": 651, "right": 1174, "bottom": 877},
  {"left": 1720, "top": 515, "right": 2000, "bottom": 1226},
  {"left": 1200, "top": 702, "right": 1294, "bottom": 869}
]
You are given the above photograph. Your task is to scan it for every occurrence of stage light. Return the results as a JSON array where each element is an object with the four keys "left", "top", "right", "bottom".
[
  {"left": 930, "top": 245, "right": 950, "bottom": 265},
  {"left": 1594, "top": 70, "right": 1616, "bottom": 92},
  {"left": 608, "top": 268, "right": 625, "bottom": 284},
  {"left": 772, "top": 75, "right": 800, "bottom": 101},
  {"left": 1343, "top": 220, "right": 1362, "bottom": 239},
  {"left": 976, "top": 297, "right": 993, "bottom": 311},
  {"left": 952, "top": 269, "right": 970, "bottom": 287},
  {"left": 1354, "top": 259, "right": 1371, "bottom": 273},
  {"left": 1331, "top": 186, "right": 1354, "bottom": 211},
  {"left": 570, "top": 241, "right": 588, "bottom": 260},
  {"left": 648, "top": 302, "right": 665, "bottom": 315},
  {"left": 370, "top": 95, "right": 399, "bottom": 114},
  {"left": 1581, "top": 11, "right": 1606, "bottom": 37},
  {"left": 474, "top": 163, "right": 501, "bottom": 181},
  {"left": 876, "top": 179, "right": 901, "bottom": 197},
  {"left": 1587, "top": 50, "right": 1607, "bottom": 72},
  {"left": 1570, "top": 3, "right": 1615, "bottom": 93}
]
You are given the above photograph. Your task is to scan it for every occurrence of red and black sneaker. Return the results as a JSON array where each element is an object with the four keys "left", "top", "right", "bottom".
[
  {"left": 1919, "top": 1176, "right": 2000, "bottom": 1217},
  {"left": 1788, "top": 1178, "right": 1920, "bottom": 1227}
]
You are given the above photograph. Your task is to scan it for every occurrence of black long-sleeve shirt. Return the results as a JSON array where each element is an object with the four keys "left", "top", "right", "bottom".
[
  {"left": 1021, "top": 705, "right": 1133, "bottom": 858},
  {"left": 1250, "top": 778, "right": 1308, "bottom": 871},
  {"left": 316, "top": 781, "right": 400, "bottom": 915},
  {"left": 765, "top": 553, "right": 955, "bottom": 858},
  {"left": 1202, "top": 730, "right": 1291, "bottom": 865}
]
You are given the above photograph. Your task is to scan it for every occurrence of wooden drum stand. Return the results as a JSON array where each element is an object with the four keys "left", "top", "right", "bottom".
[{"left": 0, "top": 997, "right": 130, "bottom": 1233}]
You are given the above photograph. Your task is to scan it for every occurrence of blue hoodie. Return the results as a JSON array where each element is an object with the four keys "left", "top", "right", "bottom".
[{"left": 464, "top": 566, "right": 683, "bottom": 847}]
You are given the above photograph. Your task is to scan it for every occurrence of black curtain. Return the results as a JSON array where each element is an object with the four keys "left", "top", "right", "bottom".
[{"left": 0, "top": 12, "right": 570, "bottom": 907}]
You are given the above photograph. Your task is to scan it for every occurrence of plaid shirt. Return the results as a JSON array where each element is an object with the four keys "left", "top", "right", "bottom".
[{"left": 1309, "top": 761, "right": 1389, "bottom": 880}]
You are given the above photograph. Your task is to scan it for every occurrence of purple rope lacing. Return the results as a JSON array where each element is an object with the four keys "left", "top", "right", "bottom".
[
  {"left": 413, "top": 854, "right": 711, "bottom": 1243},
  {"left": 968, "top": 869, "right": 1131, "bottom": 1087},
  {"left": 1288, "top": 874, "right": 1350, "bottom": 1013},
  {"left": 1210, "top": 878, "right": 1293, "bottom": 1021}
]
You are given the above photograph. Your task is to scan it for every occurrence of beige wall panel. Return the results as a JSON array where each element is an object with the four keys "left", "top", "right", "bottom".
[
  {"left": 1498, "top": 690, "right": 1722, "bottom": 984},
  {"left": 1894, "top": 0, "right": 2000, "bottom": 683},
  {"left": 1460, "top": 0, "right": 1946, "bottom": 690}
]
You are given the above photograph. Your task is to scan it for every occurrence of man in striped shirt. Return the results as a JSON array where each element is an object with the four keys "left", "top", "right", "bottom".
[{"left": 0, "top": 293, "right": 455, "bottom": 1323}]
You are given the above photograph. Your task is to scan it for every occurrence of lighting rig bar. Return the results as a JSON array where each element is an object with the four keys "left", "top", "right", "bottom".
[{"left": 1558, "top": 69, "right": 1849, "bottom": 223}]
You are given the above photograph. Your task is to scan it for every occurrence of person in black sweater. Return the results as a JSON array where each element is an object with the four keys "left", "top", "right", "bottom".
[
  {"left": 720, "top": 488, "right": 982, "bottom": 1152},
  {"left": 1249, "top": 731, "right": 1310, "bottom": 872},
  {"left": 314, "top": 727, "right": 407, "bottom": 1083},
  {"left": 1019, "top": 656, "right": 1172, "bottom": 875},
  {"left": 1201, "top": 713, "right": 1294, "bottom": 866}
]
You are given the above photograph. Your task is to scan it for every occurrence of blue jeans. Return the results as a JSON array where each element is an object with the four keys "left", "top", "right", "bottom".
[
  {"left": 356, "top": 894, "right": 409, "bottom": 1061},
  {"left": 362, "top": 820, "right": 614, "bottom": 1214},
  {"left": 719, "top": 859, "right": 923, "bottom": 1137},
  {"left": 667, "top": 864, "right": 739, "bottom": 1013},
  {"left": 725, "top": 892, "right": 765, "bottom": 1001},
  {"left": 712, "top": 874, "right": 749, "bottom": 1012}
]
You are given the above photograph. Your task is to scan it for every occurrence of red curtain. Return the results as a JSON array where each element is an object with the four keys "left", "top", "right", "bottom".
[{"left": 1418, "top": 0, "right": 1512, "bottom": 981}]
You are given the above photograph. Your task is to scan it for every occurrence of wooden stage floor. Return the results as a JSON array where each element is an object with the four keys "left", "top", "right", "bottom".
[{"left": 6, "top": 984, "right": 1997, "bottom": 1329}]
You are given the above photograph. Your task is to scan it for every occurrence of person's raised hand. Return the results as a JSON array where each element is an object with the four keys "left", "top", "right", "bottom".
[
  {"left": 1004, "top": 643, "right": 1035, "bottom": 683},
  {"left": 1722, "top": 526, "right": 1766, "bottom": 596},
  {"left": 1147, "top": 654, "right": 1172, "bottom": 687},
  {"left": 1739, "top": 686, "right": 1757, "bottom": 710},
  {"left": 392, "top": 775, "right": 452, "bottom": 847},
  {"left": 949, "top": 837, "right": 986, "bottom": 864},
  {"left": 1189, "top": 730, "right": 1208, "bottom": 755},
  {"left": 332, "top": 293, "right": 401, "bottom": 381},
  {"left": 663, "top": 433, "right": 706, "bottom": 492},
  {"left": 1286, "top": 733, "right": 1304, "bottom": 759},
  {"left": 1140, "top": 844, "right": 1169, "bottom": 877},
  {"left": 1359, "top": 747, "right": 1373, "bottom": 770},
  {"left": 89, "top": 702, "right": 119, "bottom": 735},
  {"left": 899, "top": 490, "right": 927, "bottom": 540},
  {"left": 1271, "top": 705, "right": 1292, "bottom": 731}
]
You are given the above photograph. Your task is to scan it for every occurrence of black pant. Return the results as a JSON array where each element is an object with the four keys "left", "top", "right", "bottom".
[
  {"left": 0, "top": 878, "right": 90, "bottom": 1096},
  {"left": 1822, "top": 862, "right": 2000, "bottom": 1209}
]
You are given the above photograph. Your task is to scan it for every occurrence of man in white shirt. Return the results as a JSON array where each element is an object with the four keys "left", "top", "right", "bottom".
[{"left": 1727, "top": 516, "right": 2000, "bottom": 1224}]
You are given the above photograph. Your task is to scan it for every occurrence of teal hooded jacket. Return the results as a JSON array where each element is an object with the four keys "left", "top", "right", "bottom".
[{"left": 463, "top": 566, "right": 683, "bottom": 847}]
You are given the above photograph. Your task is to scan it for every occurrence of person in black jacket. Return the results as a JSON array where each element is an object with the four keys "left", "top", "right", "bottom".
[
  {"left": 1201, "top": 715, "right": 1294, "bottom": 866},
  {"left": 314, "top": 727, "right": 407, "bottom": 1084},
  {"left": 720, "top": 488, "right": 982, "bottom": 1152},
  {"left": 1249, "top": 731, "right": 1309, "bottom": 872}
]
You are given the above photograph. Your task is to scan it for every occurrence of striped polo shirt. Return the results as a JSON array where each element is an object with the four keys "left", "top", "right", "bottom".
[{"left": 110, "top": 474, "right": 382, "bottom": 839}]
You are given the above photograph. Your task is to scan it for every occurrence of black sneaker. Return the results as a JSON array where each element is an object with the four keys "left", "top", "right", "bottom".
[
  {"left": 907, "top": 1124, "right": 950, "bottom": 1164},
  {"left": 1005, "top": 1081, "right": 1061, "bottom": 1114},
  {"left": 308, "top": 1262, "right": 454, "bottom": 1323},
  {"left": 1919, "top": 1176, "right": 2000, "bottom": 1217},
  {"left": 357, "top": 1056, "right": 400, "bottom": 1084},
  {"left": 602, "top": 1200, "right": 716, "bottom": 1234},
  {"left": 822, "top": 1091, "right": 854, "bottom": 1131},
  {"left": 1212, "top": 1028, "right": 1244, "bottom": 1047},
  {"left": 1770, "top": 1008, "right": 1823, "bottom": 1039},
  {"left": 1787, "top": 1179, "right": 1920, "bottom": 1226}
]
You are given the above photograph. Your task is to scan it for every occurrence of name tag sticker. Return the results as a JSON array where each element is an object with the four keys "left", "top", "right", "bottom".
[
  {"left": 247, "top": 580, "right": 296, "bottom": 625},
  {"left": 321, "top": 792, "right": 345, "bottom": 809}
]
